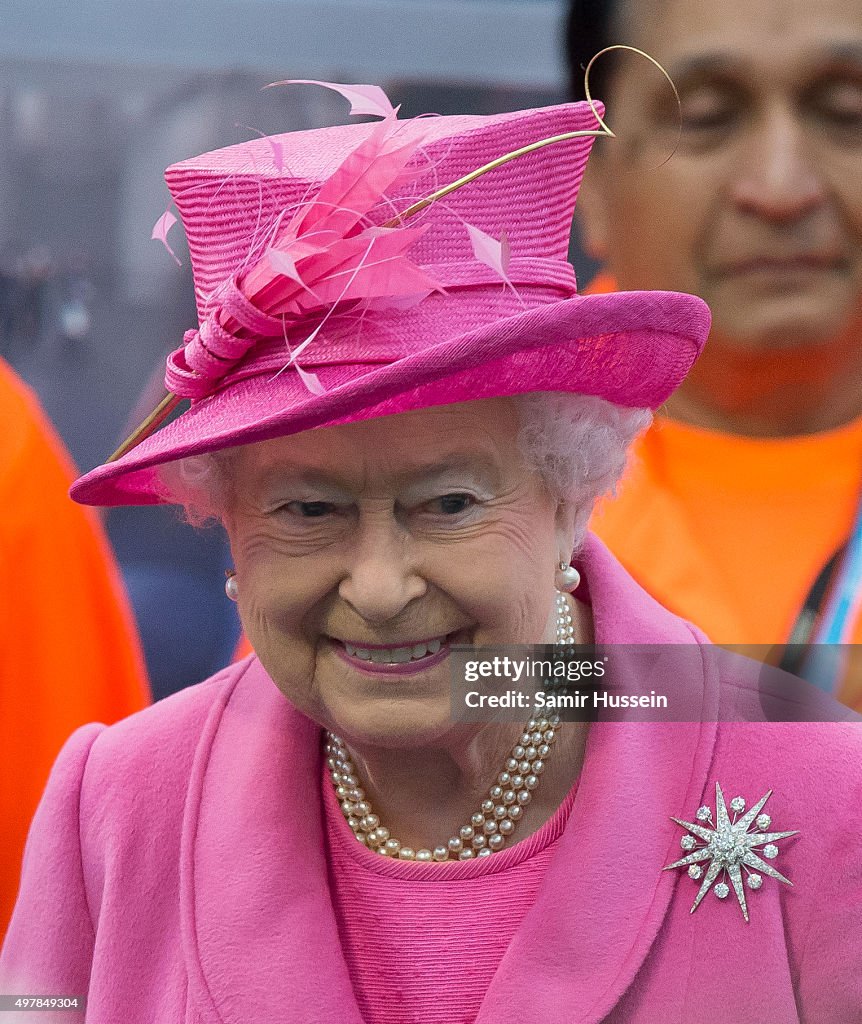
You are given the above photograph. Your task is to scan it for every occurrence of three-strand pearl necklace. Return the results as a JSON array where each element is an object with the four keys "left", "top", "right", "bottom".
[{"left": 325, "top": 591, "right": 574, "bottom": 862}]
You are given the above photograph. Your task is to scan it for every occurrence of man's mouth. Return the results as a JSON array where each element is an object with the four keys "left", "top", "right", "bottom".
[{"left": 716, "top": 253, "right": 845, "bottom": 278}]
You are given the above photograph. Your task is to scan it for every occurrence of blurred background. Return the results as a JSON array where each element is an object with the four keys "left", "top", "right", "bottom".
[{"left": 1, "top": 0, "right": 592, "bottom": 699}]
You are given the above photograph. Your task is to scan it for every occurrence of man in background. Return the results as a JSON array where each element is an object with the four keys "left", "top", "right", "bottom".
[
  {"left": 566, "top": 0, "right": 862, "bottom": 705},
  {"left": 0, "top": 357, "right": 149, "bottom": 934}
]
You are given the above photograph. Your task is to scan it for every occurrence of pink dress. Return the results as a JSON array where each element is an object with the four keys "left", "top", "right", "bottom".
[{"left": 324, "top": 764, "right": 578, "bottom": 1024}]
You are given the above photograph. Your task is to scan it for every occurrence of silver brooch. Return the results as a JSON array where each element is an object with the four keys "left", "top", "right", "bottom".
[{"left": 664, "top": 783, "right": 798, "bottom": 922}]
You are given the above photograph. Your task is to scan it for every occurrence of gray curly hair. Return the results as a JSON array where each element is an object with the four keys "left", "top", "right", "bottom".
[{"left": 158, "top": 392, "right": 651, "bottom": 545}]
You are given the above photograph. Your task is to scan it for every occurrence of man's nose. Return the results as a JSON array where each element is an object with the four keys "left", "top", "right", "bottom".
[
  {"left": 731, "top": 108, "right": 826, "bottom": 221},
  {"left": 338, "top": 518, "right": 426, "bottom": 624}
]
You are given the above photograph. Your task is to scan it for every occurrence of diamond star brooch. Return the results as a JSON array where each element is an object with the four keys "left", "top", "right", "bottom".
[{"left": 664, "top": 783, "right": 799, "bottom": 922}]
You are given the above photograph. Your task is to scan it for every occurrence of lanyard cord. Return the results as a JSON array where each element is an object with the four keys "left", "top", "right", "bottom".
[
  {"left": 777, "top": 545, "right": 845, "bottom": 676},
  {"left": 815, "top": 494, "right": 862, "bottom": 645},
  {"left": 778, "top": 495, "right": 862, "bottom": 685}
]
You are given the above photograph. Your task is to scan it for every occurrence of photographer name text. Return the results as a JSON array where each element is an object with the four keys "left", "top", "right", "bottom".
[{"left": 463, "top": 689, "right": 669, "bottom": 710}]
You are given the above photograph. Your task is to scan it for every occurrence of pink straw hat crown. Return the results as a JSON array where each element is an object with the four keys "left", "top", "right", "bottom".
[
  {"left": 164, "top": 101, "right": 594, "bottom": 397},
  {"left": 71, "top": 86, "right": 710, "bottom": 507}
]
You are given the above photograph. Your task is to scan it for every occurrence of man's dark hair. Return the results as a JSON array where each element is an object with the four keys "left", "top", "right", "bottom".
[{"left": 564, "top": 0, "right": 620, "bottom": 102}]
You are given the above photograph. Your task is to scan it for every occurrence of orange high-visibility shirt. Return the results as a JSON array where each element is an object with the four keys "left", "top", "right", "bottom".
[
  {"left": 0, "top": 358, "right": 150, "bottom": 935},
  {"left": 587, "top": 274, "right": 862, "bottom": 709}
]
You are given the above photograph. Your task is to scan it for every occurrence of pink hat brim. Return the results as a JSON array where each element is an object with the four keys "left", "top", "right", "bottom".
[{"left": 71, "top": 289, "right": 709, "bottom": 506}]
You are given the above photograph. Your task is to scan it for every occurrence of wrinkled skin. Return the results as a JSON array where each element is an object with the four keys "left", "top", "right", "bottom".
[{"left": 223, "top": 398, "right": 590, "bottom": 847}]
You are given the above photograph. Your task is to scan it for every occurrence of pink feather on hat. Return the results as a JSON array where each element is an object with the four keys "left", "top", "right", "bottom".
[{"left": 165, "top": 92, "right": 447, "bottom": 400}]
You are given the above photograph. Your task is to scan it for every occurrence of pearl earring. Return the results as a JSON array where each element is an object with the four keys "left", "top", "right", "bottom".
[
  {"left": 225, "top": 571, "right": 239, "bottom": 602},
  {"left": 557, "top": 561, "right": 580, "bottom": 593}
]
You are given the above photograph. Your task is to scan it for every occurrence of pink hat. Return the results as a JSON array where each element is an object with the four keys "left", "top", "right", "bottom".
[{"left": 71, "top": 87, "right": 710, "bottom": 507}]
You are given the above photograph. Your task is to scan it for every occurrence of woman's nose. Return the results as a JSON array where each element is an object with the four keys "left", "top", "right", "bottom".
[
  {"left": 337, "top": 518, "right": 426, "bottom": 624},
  {"left": 731, "top": 108, "right": 826, "bottom": 222}
]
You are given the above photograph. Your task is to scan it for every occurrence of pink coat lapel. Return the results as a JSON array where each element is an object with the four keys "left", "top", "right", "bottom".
[
  {"left": 473, "top": 539, "right": 718, "bottom": 1022},
  {"left": 182, "top": 673, "right": 365, "bottom": 1024},
  {"left": 182, "top": 536, "right": 718, "bottom": 1024}
]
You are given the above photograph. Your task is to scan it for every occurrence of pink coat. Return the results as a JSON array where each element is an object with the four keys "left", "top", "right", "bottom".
[{"left": 3, "top": 536, "right": 861, "bottom": 1023}]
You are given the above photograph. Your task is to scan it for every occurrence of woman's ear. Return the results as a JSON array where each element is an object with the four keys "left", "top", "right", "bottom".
[{"left": 575, "top": 161, "right": 611, "bottom": 263}]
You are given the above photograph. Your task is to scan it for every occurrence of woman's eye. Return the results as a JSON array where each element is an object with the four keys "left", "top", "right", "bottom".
[
  {"left": 284, "top": 500, "right": 336, "bottom": 518},
  {"left": 433, "top": 493, "right": 475, "bottom": 516}
]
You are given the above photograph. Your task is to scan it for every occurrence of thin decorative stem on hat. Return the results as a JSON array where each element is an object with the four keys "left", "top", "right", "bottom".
[
  {"left": 387, "top": 129, "right": 607, "bottom": 226},
  {"left": 583, "top": 45, "right": 681, "bottom": 168},
  {"left": 108, "top": 392, "right": 183, "bottom": 463}
]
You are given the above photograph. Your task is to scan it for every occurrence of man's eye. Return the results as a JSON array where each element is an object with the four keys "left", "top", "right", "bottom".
[
  {"left": 680, "top": 100, "right": 735, "bottom": 131},
  {"left": 681, "top": 109, "right": 735, "bottom": 131},
  {"left": 813, "top": 80, "right": 862, "bottom": 129},
  {"left": 676, "top": 85, "right": 739, "bottom": 135},
  {"left": 435, "top": 493, "right": 475, "bottom": 515},
  {"left": 285, "top": 501, "right": 335, "bottom": 518}
]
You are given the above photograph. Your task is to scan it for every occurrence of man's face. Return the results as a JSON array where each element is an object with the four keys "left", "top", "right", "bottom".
[{"left": 578, "top": 0, "right": 862, "bottom": 351}]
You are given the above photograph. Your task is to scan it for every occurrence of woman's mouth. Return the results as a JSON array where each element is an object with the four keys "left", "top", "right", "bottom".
[
  {"left": 345, "top": 638, "right": 443, "bottom": 662},
  {"left": 330, "top": 633, "right": 459, "bottom": 674}
]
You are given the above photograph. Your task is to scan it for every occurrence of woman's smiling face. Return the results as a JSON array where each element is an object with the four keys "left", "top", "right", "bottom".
[{"left": 224, "top": 398, "right": 574, "bottom": 749}]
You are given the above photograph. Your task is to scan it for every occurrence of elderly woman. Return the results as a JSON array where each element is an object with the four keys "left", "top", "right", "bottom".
[{"left": 2, "top": 88, "right": 861, "bottom": 1023}]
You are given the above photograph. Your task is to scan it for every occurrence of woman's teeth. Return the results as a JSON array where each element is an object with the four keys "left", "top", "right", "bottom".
[{"left": 344, "top": 638, "right": 443, "bottom": 664}]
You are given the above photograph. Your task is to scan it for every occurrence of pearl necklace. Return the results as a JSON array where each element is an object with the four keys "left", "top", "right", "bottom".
[{"left": 325, "top": 591, "right": 574, "bottom": 862}]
